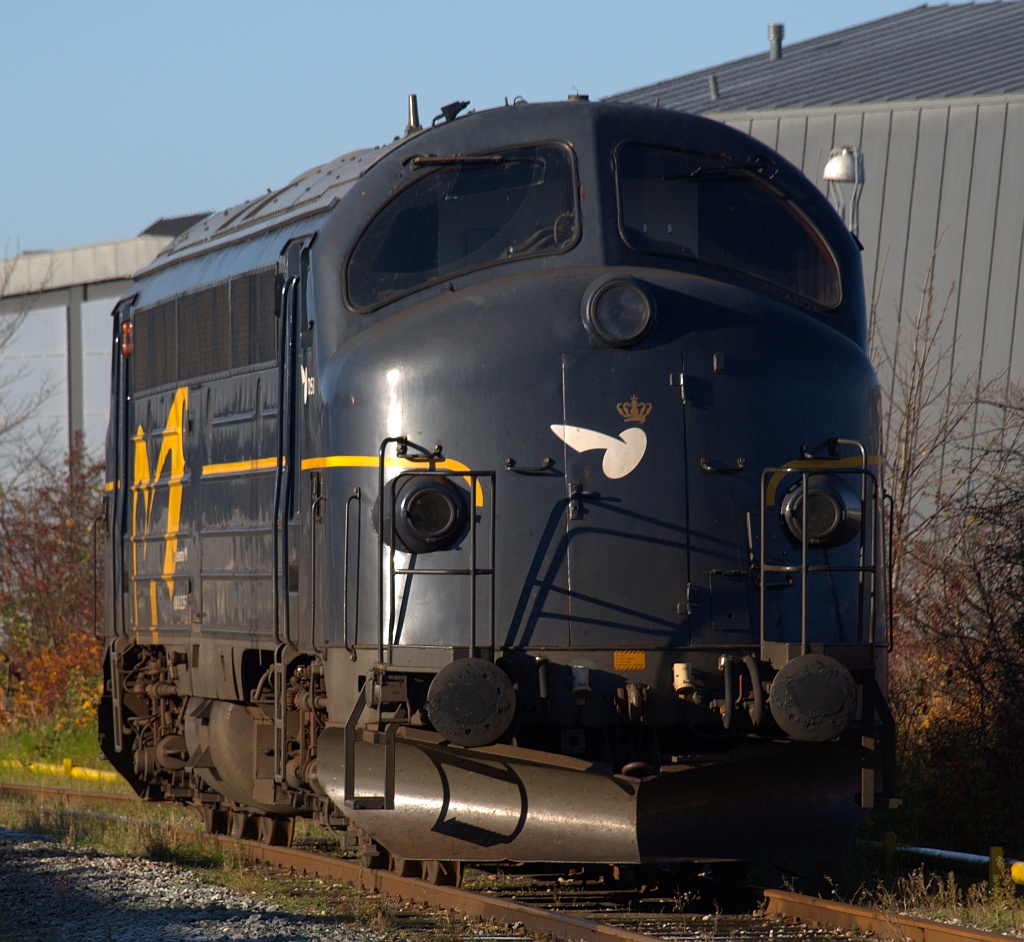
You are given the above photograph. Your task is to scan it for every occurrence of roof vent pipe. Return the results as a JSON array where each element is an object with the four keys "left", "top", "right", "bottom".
[
  {"left": 405, "top": 94, "right": 422, "bottom": 136},
  {"left": 768, "top": 23, "right": 784, "bottom": 61},
  {"left": 708, "top": 75, "right": 719, "bottom": 102}
]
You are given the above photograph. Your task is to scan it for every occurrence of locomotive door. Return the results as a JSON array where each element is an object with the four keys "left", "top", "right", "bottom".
[
  {"left": 559, "top": 351, "right": 689, "bottom": 646},
  {"left": 108, "top": 299, "right": 134, "bottom": 637}
]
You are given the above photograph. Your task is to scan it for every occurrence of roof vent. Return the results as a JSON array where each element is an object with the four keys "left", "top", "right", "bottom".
[
  {"left": 768, "top": 22, "right": 784, "bottom": 61},
  {"left": 708, "top": 75, "right": 719, "bottom": 102}
]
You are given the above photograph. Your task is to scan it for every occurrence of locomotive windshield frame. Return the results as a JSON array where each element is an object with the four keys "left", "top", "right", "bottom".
[
  {"left": 345, "top": 141, "right": 580, "bottom": 311},
  {"left": 615, "top": 141, "right": 842, "bottom": 308}
]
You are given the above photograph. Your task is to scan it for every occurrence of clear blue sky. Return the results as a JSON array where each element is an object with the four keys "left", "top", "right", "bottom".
[{"left": 2, "top": 0, "right": 924, "bottom": 253}]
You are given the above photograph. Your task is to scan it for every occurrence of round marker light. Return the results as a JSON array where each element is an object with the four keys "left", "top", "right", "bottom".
[
  {"left": 780, "top": 475, "right": 862, "bottom": 549},
  {"left": 584, "top": 278, "right": 655, "bottom": 347},
  {"left": 383, "top": 475, "right": 467, "bottom": 554},
  {"left": 404, "top": 487, "right": 459, "bottom": 542}
]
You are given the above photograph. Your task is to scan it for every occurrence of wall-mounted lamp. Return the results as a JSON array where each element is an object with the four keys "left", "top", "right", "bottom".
[{"left": 823, "top": 146, "right": 865, "bottom": 238}]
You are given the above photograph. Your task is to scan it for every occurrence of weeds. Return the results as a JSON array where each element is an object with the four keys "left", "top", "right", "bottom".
[{"left": 865, "top": 865, "right": 1024, "bottom": 936}]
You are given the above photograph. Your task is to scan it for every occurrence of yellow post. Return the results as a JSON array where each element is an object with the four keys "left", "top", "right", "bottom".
[
  {"left": 62, "top": 758, "right": 73, "bottom": 775},
  {"left": 990, "top": 846, "right": 1004, "bottom": 887}
]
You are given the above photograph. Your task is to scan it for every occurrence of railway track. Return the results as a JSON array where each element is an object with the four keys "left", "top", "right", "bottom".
[{"left": 0, "top": 780, "right": 1017, "bottom": 942}]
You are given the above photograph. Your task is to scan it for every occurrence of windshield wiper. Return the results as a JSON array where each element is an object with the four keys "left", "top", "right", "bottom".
[
  {"left": 408, "top": 154, "right": 524, "bottom": 169},
  {"left": 664, "top": 154, "right": 778, "bottom": 182},
  {"left": 664, "top": 167, "right": 745, "bottom": 182}
]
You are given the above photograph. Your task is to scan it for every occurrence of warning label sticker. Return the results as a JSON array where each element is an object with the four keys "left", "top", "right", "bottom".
[{"left": 614, "top": 650, "right": 646, "bottom": 671}]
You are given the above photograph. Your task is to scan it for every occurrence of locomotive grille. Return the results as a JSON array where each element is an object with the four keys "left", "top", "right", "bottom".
[
  {"left": 134, "top": 300, "right": 177, "bottom": 390},
  {"left": 231, "top": 269, "right": 278, "bottom": 368},
  {"left": 133, "top": 268, "right": 278, "bottom": 392},
  {"left": 180, "top": 283, "right": 230, "bottom": 378}
]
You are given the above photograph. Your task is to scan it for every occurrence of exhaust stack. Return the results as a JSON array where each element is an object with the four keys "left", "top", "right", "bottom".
[{"left": 405, "top": 94, "right": 422, "bottom": 136}]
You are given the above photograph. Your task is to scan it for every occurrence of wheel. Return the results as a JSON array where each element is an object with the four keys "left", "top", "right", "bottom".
[
  {"left": 260, "top": 815, "right": 295, "bottom": 847},
  {"left": 229, "top": 811, "right": 258, "bottom": 841},
  {"left": 390, "top": 855, "right": 424, "bottom": 879},
  {"left": 201, "top": 806, "right": 230, "bottom": 836},
  {"left": 424, "top": 860, "right": 461, "bottom": 886}
]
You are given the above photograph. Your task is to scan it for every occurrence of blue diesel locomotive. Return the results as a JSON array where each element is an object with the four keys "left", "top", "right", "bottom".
[{"left": 100, "top": 97, "right": 893, "bottom": 881}]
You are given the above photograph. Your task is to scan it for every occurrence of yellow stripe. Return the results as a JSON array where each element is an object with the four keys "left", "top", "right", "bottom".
[
  {"left": 301, "top": 454, "right": 484, "bottom": 506},
  {"left": 104, "top": 480, "right": 116, "bottom": 492},
  {"left": 202, "top": 457, "right": 283, "bottom": 477},
  {"left": 302, "top": 456, "right": 379, "bottom": 470},
  {"left": 765, "top": 454, "right": 882, "bottom": 506},
  {"left": 157, "top": 388, "right": 189, "bottom": 607}
]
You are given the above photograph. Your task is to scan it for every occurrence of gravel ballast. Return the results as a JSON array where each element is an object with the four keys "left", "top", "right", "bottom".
[{"left": 0, "top": 827, "right": 377, "bottom": 941}]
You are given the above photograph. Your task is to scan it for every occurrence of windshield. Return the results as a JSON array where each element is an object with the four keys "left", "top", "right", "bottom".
[
  {"left": 616, "top": 143, "right": 841, "bottom": 307},
  {"left": 347, "top": 143, "right": 579, "bottom": 310}
]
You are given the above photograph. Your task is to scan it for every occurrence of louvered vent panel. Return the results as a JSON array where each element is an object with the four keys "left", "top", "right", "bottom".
[
  {"left": 231, "top": 268, "right": 278, "bottom": 368},
  {"left": 133, "top": 300, "right": 177, "bottom": 392}
]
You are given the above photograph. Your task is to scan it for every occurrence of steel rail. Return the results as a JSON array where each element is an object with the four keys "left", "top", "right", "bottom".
[
  {"left": 0, "top": 781, "right": 133, "bottom": 803},
  {"left": 765, "top": 888, "right": 1016, "bottom": 942},
  {"left": 208, "top": 835, "right": 659, "bottom": 942},
  {"left": 225, "top": 839, "right": 1024, "bottom": 942}
]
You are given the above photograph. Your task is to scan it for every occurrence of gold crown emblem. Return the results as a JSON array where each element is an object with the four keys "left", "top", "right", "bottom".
[{"left": 616, "top": 395, "right": 652, "bottom": 424}]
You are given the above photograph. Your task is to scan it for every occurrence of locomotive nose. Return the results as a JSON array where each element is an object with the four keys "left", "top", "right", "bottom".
[{"left": 768, "top": 653, "right": 857, "bottom": 742}]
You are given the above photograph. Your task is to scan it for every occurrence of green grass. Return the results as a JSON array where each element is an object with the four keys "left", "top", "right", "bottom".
[
  {"left": 0, "top": 718, "right": 105, "bottom": 768},
  {"left": 0, "top": 717, "right": 131, "bottom": 794}
]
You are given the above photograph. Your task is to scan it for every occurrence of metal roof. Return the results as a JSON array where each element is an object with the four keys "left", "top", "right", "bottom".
[
  {"left": 607, "top": 2, "right": 1024, "bottom": 114},
  {"left": 140, "top": 214, "right": 212, "bottom": 238},
  {"left": 1, "top": 235, "right": 172, "bottom": 298},
  {"left": 148, "top": 146, "right": 384, "bottom": 271}
]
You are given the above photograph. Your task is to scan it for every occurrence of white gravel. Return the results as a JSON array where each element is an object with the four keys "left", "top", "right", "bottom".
[{"left": 0, "top": 827, "right": 378, "bottom": 941}]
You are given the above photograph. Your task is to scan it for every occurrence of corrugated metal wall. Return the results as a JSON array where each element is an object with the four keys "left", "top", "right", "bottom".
[{"left": 719, "top": 95, "right": 1024, "bottom": 434}]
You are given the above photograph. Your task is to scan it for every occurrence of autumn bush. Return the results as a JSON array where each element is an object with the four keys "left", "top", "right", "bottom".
[
  {"left": 869, "top": 253, "right": 1024, "bottom": 854},
  {"left": 885, "top": 399, "right": 1024, "bottom": 853},
  {"left": 0, "top": 439, "right": 104, "bottom": 733}
]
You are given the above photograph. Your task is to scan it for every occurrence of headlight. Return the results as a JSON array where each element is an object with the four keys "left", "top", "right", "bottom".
[
  {"left": 780, "top": 475, "right": 862, "bottom": 548},
  {"left": 381, "top": 475, "right": 467, "bottom": 554},
  {"left": 583, "top": 277, "right": 655, "bottom": 347}
]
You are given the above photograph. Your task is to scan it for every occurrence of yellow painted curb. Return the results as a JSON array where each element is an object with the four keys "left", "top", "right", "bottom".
[{"left": 1, "top": 758, "right": 121, "bottom": 783}]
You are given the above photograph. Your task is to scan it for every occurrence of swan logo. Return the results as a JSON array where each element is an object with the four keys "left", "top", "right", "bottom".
[{"left": 550, "top": 424, "right": 648, "bottom": 479}]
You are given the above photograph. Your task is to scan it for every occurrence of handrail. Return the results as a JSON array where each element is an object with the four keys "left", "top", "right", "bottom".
[
  {"left": 377, "top": 437, "right": 409, "bottom": 665},
  {"left": 759, "top": 441, "right": 882, "bottom": 661},
  {"left": 376, "top": 437, "right": 496, "bottom": 664}
]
